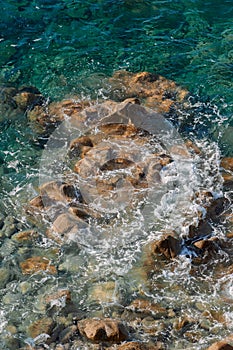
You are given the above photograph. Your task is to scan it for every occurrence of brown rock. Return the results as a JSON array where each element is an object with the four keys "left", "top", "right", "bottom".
[
  {"left": 222, "top": 172, "right": 233, "bottom": 183},
  {"left": 194, "top": 238, "right": 218, "bottom": 252},
  {"left": 185, "top": 140, "right": 201, "bottom": 154},
  {"left": 28, "top": 99, "right": 90, "bottom": 133},
  {"left": 98, "top": 123, "right": 139, "bottom": 138},
  {"left": 11, "top": 230, "right": 38, "bottom": 243},
  {"left": 220, "top": 158, "right": 233, "bottom": 172},
  {"left": 227, "top": 231, "right": 233, "bottom": 239},
  {"left": 78, "top": 318, "right": 128, "bottom": 343},
  {"left": 28, "top": 195, "right": 44, "bottom": 209},
  {"left": 206, "top": 197, "right": 230, "bottom": 222},
  {"left": 188, "top": 220, "right": 212, "bottom": 239},
  {"left": 151, "top": 233, "right": 181, "bottom": 259},
  {"left": 173, "top": 316, "right": 195, "bottom": 332},
  {"left": 109, "top": 70, "right": 188, "bottom": 113},
  {"left": 28, "top": 316, "right": 55, "bottom": 338},
  {"left": 20, "top": 256, "right": 57, "bottom": 275},
  {"left": 69, "top": 136, "right": 93, "bottom": 159},
  {"left": 13, "top": 87, "right": 43, "bottom": 110}
]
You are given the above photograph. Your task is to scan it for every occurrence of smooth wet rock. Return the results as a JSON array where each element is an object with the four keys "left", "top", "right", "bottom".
[
  {"left": 45, "top": 289, "right": 71, "bottom": 306},
  {"left": 20, "top": 256, "right": 57, "bottom": 275},
  {"left": 58, "top": 324, "right": 78, "bottom": 344},
  {"left": 78, "top": 318, "right": 129, "bottom": 343},
  {"left": 69, "top": 135, "right": 94, "bottom": 159},
  {"left": 0, "top": 85, "right": 43, "bottom": 120},
  {"left": 39, "top": 181, "right": 78, "bottom": 206}
]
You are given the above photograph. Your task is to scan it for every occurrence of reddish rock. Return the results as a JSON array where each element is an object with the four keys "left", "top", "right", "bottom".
[
  {"left": 151, "top": 233, "right": 181, "bottom": 259},
  {"left": 20, "top": 256, "right": 57, "bottom": 275},
  {"left": 78, "top": 318, "right": 128, "bottom": 343}
]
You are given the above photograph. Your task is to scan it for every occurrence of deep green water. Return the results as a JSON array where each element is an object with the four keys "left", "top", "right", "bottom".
[{"left": 0, "top": 1, "right": 233, "bottom": 349}]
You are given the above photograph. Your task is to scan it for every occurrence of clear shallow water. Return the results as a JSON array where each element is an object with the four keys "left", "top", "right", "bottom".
[{"left": 0, "top": 0, "right": 233, "bottom": 349}]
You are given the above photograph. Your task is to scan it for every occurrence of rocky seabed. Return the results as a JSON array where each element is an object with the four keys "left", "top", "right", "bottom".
[{"left": 0, "top": 71, "right": 233, "bottom": 350}]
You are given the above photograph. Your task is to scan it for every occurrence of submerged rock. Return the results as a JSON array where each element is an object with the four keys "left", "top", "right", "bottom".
[
  {"left": 127, "top": 299, "right": 168, "bottom": 319},
  {"left": 27, "top": 99, "right": 90, "bottom": 134},
  {"left": 46, "top": 212, "right": 88, "bottom": 244},
  {"left": 117, "top": 342, "right": 165, "bottom": 350},
  {"left": 0, "top": 85, "right": 43, "bottom": 121},
  {"left": 78, "top": 318, "right": 129, "bottom": 343},
  {"left": 206, "top": 338, "right": 233, "bottom": 350},
  {"left": 20, "top": 256, "right": 57, "bottom": 275},
  {"left": 108, "top": 70, "right": 188, "bottom": 113},
  {"left": 28, "top": 316, "right": 55, "bottom": 339}
]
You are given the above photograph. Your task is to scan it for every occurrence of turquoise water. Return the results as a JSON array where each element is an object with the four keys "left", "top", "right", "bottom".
[{"left": 0, "top": 1, "right": 233, "bottom": 349}]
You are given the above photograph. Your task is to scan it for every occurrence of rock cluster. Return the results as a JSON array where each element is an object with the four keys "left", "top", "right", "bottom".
[{"left": 1, "top": 71, "right": 233, "bottom": 350}]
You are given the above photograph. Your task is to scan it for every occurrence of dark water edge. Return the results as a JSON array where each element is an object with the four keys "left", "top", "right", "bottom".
[{"left": 0, "top": 1, "right": 233, "bottom": 349}]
